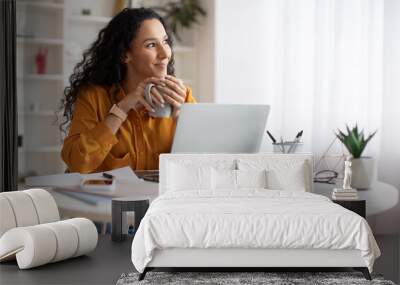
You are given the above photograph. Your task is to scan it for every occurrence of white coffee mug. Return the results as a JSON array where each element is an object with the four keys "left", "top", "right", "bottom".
[{"left": 144, "top": 83, "right": 172, "bottom": 118}]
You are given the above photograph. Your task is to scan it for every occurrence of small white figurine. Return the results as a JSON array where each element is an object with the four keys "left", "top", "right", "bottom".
[{"left": 343, "top": 157, "right": 353, "bottom": 190}]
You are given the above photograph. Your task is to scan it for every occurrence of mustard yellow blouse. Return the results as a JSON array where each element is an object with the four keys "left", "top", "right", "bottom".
[{"left": 61, "top": 85, "right": 196, "bottom": 173}]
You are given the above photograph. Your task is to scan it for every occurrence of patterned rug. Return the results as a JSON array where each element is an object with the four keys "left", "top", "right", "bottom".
[{"left": 116, "top": 271, "right": 396, "bottom": 285}]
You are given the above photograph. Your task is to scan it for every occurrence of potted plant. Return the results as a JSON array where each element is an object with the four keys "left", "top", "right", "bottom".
[
  {"left": 151, "top": 0, "right": 206, "bottom": 41},
  {"left": 335, "top": 125, "right": 377, "bottom": 189}
]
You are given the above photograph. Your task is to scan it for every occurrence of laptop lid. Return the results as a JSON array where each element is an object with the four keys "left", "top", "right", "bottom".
[{"left": 171, "top": 104, "right": 270, "bottom": 153}]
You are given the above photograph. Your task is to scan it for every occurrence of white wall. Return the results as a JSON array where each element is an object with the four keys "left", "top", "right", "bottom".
[
  {"left": 201, "top": 0, "right": 400, "bottom": 233},
  {"left": 198, "top": 0, "right": 400, "bottom": 279},
  {"left": 196, "top": 0, "right": 216, "bottom": 103},
  {"left": 214, "top": 0, "right": 272, "bottom": 104},
  {"left": 213, "top": 0, "right": 320, "bottom": 152},
  {"left": 380, "top": 0, "right": 400, "bottom": 191},
  {"left": 213, "top": 0, "right": 282, "bottom": 151}
]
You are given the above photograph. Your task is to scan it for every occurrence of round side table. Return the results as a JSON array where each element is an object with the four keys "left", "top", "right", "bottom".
[{"left": 111, "top": 197, "right": 150, "bottom": 242}]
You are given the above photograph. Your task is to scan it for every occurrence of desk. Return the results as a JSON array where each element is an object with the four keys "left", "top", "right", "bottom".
[
  {"left": 51, "top": 179, "right": 158, "bottom": 199},
  {"left": 21, "top": 178, "right": 159, "bottom": 235}
]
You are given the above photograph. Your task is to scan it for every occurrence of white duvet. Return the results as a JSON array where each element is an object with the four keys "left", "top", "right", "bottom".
[{"left": 131, "top": 190, "right": 380, "bottom": 273}]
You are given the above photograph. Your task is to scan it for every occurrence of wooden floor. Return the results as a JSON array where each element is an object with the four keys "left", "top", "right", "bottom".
[{"left": 0, "top": 234, "right": 398, "bottom": 284}]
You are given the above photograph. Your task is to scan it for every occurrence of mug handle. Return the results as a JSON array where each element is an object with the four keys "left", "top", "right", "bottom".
[{"left": 144, "top": 83, "right": 156, "bottom": 108}]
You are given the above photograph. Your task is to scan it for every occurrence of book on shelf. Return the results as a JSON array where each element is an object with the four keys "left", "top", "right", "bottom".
[
  {"left": 332, "top": 187, "right": 359, "bottom": 200},
  {"left": 332, "top": 196, "right": 359, "bottom": 201},
  {"left": 332, "top": 192, "right": 359, "bottom": 200},
  {"left": 333, "top": 188, "right": 358, "bottom": 193}
]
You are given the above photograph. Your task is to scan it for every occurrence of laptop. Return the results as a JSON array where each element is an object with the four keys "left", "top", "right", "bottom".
[
  {"left": 139, "top": 104, "right": 270, "bottom": 183},
  {"left": 171, "top": 104, "right": 270, "bottom": 153}
]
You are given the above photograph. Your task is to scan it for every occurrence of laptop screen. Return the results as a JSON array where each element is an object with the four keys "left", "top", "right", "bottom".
[{"left": 171, "top": 104, "right": 270, "bottom": 153}]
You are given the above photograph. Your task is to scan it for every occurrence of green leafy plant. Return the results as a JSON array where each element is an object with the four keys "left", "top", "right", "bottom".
[
  {"left": 335, "top": 125, "right": 377, "bottom": 159},
  {"left": 152, "top": 0, "right": 206, "bottom": 41}
]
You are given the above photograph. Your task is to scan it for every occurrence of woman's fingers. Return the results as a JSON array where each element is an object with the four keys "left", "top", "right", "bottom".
[
  {"left": 155, "top": 75, "right": 187, "bottom": 117},
  {"left": 162, "top": 76, "right": 186, "bottom": 99},
  {"left": 137, "top": 96, "right": 155, "bottom": 113},
  {"left": 150, "top": 87, "right": 164, "bottom": 107},
  {"left": 157, "top": 86, "right": 185, "bottom": 104},
  {"left": 127, "top": 76, "right": 186, "bottom": 114},
  {"left": 163, "top": 93, "right": 182, "bottom": 109},
  {"left": 165, "top": 75, "right": 185, "bottom": 90},
  {"left": 145, "top": 77, "right": 167, "bottom": 87}
]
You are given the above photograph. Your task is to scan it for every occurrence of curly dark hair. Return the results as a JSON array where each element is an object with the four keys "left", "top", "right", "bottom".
[{"left": 59, "top": 8, "right": 175, "bottom": 133}]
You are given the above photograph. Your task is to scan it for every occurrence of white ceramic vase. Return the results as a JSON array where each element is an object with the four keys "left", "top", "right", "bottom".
[{"left": 351, "top": 157, "right": 375, "bottom": 189}]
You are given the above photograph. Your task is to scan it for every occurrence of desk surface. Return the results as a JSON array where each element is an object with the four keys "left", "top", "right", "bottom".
[
  {"left": 23, "top": 170, "right": 159, "bottom": 199},
  {"left": 51, "top": 179, "right": 158, "bottom": 199},
  {"left": 0, "top": 235, "right": 133, "bottom": 285}
]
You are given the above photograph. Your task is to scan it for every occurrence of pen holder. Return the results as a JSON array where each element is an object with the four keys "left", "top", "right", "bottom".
[{"left": 273, "top": 141, "right": 303, "bottom": 154}]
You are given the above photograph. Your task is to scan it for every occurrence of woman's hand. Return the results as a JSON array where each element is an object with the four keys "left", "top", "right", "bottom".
[
  {"left": 156, "top": 75, "right": 187, "bottom": 118},
  {"left": 117, "top": 77, "right": 166, "bottom": 114}
]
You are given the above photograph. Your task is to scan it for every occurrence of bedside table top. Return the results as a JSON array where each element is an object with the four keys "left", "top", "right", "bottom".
[
  {"left": 314, "top": 181, "right": 400, "bottom": 235},
  {"left": 314, "top": 181, "right": 398, "bottom": 216},
  {"left": 332, "top": 199, "right": 365, "bottom": 202}
]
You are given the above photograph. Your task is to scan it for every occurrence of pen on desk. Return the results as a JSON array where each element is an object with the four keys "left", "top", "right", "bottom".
[
  {"left": 102, "top": 173, "right": 114, "bottom": 179},
  {"left": 266, "top": 130, "right": 277, "bottom": 144}
]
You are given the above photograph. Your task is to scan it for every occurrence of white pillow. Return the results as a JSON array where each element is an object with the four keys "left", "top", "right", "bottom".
[
  {"left": 166, "top": 162, "right": 212, "bottom": 191},
  {"left": 237, "top": 169, "right": 267, "bottom": 188},
  {"left": 211, "top": 168, "right": 236, "bottom": 190},
  {"left": 238, "top": 159, "right": 308, "bottom": 191},
  {"left": 266, "top": 167, "right": 306, "bottom": 191},
  {"left": 211, "top": 169, "right": 268, "bottom": 190}
]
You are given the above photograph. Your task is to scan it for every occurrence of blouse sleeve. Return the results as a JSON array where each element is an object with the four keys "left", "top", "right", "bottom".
[
  {"left": 61, "top": 89, "right": 118, "bottom": 173},
  {"left": 185, "top": 87, "right": 197, "bottom": 103}
]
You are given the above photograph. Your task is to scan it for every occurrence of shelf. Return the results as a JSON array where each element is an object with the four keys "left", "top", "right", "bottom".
[
  {"left": 19, "top": 146, "right": 62, "bottom": 153},
  {"left": 17, "top": 37, "right": 64, "bottom": 46},
  {"left": 18, "top": 74, "right": 64, "bottom": 81},
  {"left": 17, "top": 1, "right": 64, "bottom": 10},
  {"left": 68, "top": 15, "right": 111, "bottom": 24}
]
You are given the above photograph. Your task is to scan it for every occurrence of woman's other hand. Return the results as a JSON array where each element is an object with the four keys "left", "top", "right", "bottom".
[
  {"left": 157, "top": 75, "right": 187, "bottom": 118},
  {"left": 118, "top": 77, "right": 166, "bottom": 114}
]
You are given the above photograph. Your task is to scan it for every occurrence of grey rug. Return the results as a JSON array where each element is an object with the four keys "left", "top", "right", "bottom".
[{"left": 116, "top": 271, "right": 396, "bottom": 285}]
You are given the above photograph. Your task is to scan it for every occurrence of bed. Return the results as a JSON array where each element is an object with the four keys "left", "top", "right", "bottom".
[{"left": 131, "top": 154, "right": 381, "bottom": 280}]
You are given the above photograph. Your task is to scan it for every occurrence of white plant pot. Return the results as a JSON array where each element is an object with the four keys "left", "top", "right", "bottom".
[{"left": 351, "top": 157, "right": 375, "bottom": 189}]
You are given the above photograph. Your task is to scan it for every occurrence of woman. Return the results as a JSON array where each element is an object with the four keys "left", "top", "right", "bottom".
[{"left": 60, "top": 8, "right": 196, "bottom": 173}]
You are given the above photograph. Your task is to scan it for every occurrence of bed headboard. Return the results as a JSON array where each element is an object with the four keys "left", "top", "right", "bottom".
[{"left": 159, "top": 153, "right": 313, "bottom": 195}]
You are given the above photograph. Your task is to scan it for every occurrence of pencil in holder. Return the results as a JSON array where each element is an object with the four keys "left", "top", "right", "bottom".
[{"left": 273, "top": 141, "right": 303, "bottom": 154}]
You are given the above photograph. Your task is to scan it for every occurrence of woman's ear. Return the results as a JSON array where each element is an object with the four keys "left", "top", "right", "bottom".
[{"left": 122, "top": 52, "right": 131, "bottom": 64}]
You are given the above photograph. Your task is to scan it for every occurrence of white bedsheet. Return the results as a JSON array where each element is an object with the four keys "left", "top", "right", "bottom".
[{"left": 131, "top": 190, "right": 380, "bottom": 273}]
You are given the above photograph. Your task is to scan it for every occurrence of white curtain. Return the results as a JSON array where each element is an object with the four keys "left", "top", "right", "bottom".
[{"left": 214, "top": 0, "right": 384, "bottom": 171}]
